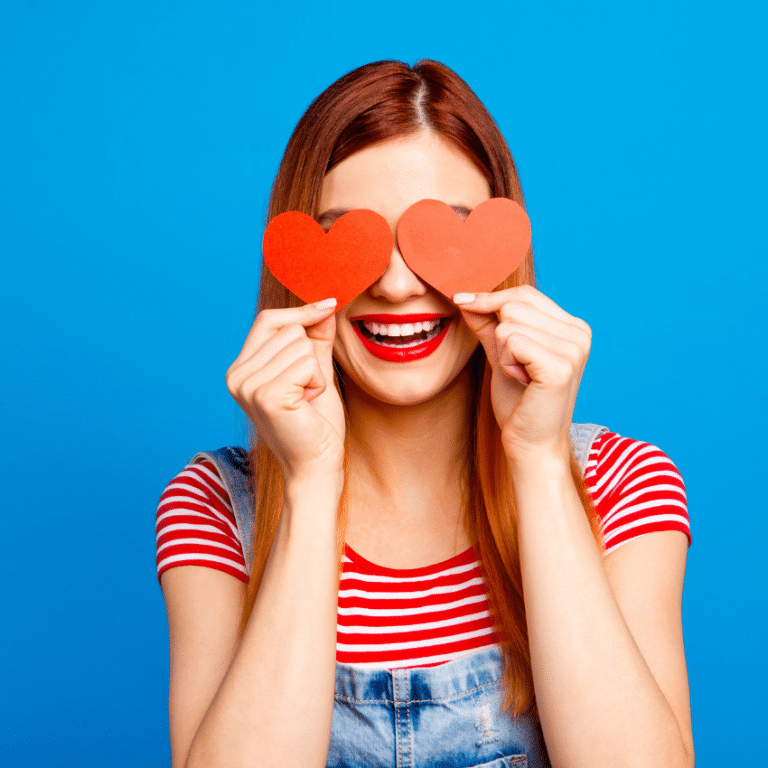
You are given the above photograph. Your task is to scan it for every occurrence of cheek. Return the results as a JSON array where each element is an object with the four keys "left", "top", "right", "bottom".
[{"left": 454, "top": 319, "right": 481, "bottom": 351}]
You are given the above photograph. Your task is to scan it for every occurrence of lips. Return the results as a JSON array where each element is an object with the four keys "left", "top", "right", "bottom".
[
  {"left": 349, "top": 312, "right": 447, "bottom": 321},
  {"left": 349, "top": 313, "right": 455, "bottom": 363}
]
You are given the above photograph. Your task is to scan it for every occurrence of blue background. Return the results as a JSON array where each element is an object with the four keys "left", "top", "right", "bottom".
[{"left": 2, "top": 1, "right": 765, "bottom": 765}]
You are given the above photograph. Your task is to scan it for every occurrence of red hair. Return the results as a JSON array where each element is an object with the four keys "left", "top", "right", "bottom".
[{"left": 242, "top": 60, "right": 603, "bottom": 717}]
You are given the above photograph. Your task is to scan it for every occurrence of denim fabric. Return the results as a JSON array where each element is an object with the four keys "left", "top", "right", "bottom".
[
  {"left": 189, "top": 422, "right": 607, "bottom": 766},
  {"left": 329, "top": 645, "right": 549, "bottom": 768},
  {"left": 189, "top": 445, "right": 253, "bottom": 572}
]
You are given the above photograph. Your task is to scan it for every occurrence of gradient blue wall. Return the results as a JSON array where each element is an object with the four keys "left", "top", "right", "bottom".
[{"left": 2, "top": 1, "right": 765, "bottom": 765}]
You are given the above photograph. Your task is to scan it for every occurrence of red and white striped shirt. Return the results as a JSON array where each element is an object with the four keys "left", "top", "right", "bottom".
[{"left": 156, "top": 431, "right": 690, "bottom": 668}]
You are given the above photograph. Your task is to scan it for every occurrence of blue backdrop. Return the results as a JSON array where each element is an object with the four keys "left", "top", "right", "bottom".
[{"left": 2, "top": 1, "right": 765, "bottom": 765}]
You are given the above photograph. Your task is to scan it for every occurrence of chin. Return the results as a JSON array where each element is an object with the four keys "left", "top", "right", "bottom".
[{"left": 340, "top": 362, "right": 470, "bottom": 408}]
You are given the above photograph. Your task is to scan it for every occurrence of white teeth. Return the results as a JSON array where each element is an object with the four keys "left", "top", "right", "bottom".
[{"left": 362, "top": 319, "right": 442, "bottom": 336}]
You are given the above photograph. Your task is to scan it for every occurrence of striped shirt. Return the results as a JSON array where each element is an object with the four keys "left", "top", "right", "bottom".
[{"left": 156, "top": 431, "right": 690, "bottom": 668}]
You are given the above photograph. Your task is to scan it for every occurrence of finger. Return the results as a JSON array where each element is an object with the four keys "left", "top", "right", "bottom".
[
  {"left": 249, "top": 353, "right": 327, "bottom": 416},
  {"left": 500, "top": 331, "right": 576, "bottom": 390},
  {"left": 231, "top": 298, "right": 337, "bottom": 368},
  {"left": 456, "top": 285, "right": 589, "bottom": 334},
  {"left": 305, "top": 310, "right": 337, "bottom": 367},
  {"left": 232, "top": 322, "right": 307, "bottom": 377},
  {"left": 496, "top": 322, "right": 586, "bottom": 370},
  {"left": 229, "top": 335, "right": 325, "bottom": 401},
  {"left": 497, "top": 303, "right": 591, "bottom": 351},
  {"left": 455, "top": 305, "right": 501, "bottom": 368}
]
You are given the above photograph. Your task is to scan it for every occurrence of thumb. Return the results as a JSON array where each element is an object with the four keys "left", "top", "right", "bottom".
[{"left": 457, "top": 306, "right": 500, "bottom": 368}]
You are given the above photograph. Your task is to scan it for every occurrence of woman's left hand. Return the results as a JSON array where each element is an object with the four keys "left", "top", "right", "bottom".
[{"left": 455, "top": 284, "right": 592, "bottom": 464}]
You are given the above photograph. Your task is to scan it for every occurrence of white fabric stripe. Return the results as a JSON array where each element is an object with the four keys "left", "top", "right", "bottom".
[
  {"left": 339, "top": 560, "right": 479, "bottom": 584},
  {"left": 336, "top": 625, "right": 495, "bottom": 653},
  {"left": 163, "top": 481, "right": 214, "bottom": 503},
  {"left": 157, "top": 551, "right": 248, "bottom": 574},
  {"left": 602, "top": 499, "right": 688, "bottom": 530},
  {"left": 157, "top": 496, "right": 240, "bottom": 542},
  {"left": 156, "top": 521, "right": 235, "bottom": 542},
  {"left": 340, "top": 645, "right": 494, "bottom": 670},
  {"left": 599, "top": 483, "right": 687, "bottom": 521},
  {"left": 338, "top": 576, "right": 485, "bottom": 600},
  {"left": 337, "top": 592, "right": 486, "bottom": 617},
  {"left": 584, "top": 435, "right": 630, "bottom": 486},
  {"left": 604, "top": 513, "right": 690, "bottom": 543},
  {"left": 185, "top": 460, "right": 226, "bottom": 489},
  {"left": 157, "top": 500, "right": 240, "bottom": 541},
  {"left": 593, "top": 456, "right": 669, "bottom": 504},
  {"left": 156, "top": 536, "right": 244, "bottom": 559},
  {"left": 617, "top": 469, "right": 686, "bottom": 498},
  {"left": 184, "top": 463, "right": 233, "bottom": 511},
  {"left": 337, "top": 609, "right": 490, "bottom": 635},
  {"left": 156, "top": 506, "right": 228, "bottom": 529},
  {"left": 592, "top": 455, "right": 674, "bottom": 506},
  {"left": 158, "top": 493, "right": 227, "bottom": 512},
  {"left": 591, "top": 441, "right": 655, "bottom": 496}
]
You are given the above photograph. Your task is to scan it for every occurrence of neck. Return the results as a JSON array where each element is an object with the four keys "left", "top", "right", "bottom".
[{"left": 344, "top": 362, "right": 475, "bottom": 505}]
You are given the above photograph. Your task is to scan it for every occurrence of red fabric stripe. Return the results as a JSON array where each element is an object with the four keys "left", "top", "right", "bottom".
[
  {"left": 337, "top": 601, "right": 487, "bottom": 628},
  {"left": 155, "top": 431, "right": 692, "bottom": 669},
  {"left": 339, "top": 568, "right": 482, "bottom": 593},
  {"left": 336, "top": 632, "right": 496, "bottom": 664},
  {"left": 156, "top": 462, "right": 246, "bottom": 585},
  {"left": 337, "top": 582, "right": 487, "bottom": 611},
  {"left": 338, "top": 616, "right": 494, "bottom": 646}
]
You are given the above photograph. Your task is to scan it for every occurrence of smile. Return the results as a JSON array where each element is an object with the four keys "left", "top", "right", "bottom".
[{"left": 349, "top": 313, "right": 455, "bottom": 363}]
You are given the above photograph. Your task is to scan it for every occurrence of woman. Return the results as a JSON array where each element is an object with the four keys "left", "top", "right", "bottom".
[{"left": 156, "top": 60, "right": 694, "bottom": 768}]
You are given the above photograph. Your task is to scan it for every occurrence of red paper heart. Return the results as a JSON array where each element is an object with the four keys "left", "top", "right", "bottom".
[
  {"left": 262, "top": 210, "right": 393, "bottom": 309},
  {"left": 396, "top": 198, "right": 531, "bottom": 297}
]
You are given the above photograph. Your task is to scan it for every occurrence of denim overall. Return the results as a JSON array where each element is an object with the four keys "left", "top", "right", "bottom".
[{"left": 190, "top": 423, "right": 608, "bottom": 768}]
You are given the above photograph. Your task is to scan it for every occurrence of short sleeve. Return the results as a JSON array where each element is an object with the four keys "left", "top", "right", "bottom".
[
  {"left": 584, "top": 431, "right": 691, "bottom": 557},
  {"left": 155, "top": 459, "right": 249, "bottom": 585}
]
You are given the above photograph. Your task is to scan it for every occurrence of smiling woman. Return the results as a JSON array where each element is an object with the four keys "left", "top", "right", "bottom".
[{"left": 155, "top": 60, "right": 694, "bottom": 768}]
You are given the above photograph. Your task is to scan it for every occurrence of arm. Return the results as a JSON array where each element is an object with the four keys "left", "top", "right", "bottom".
[
  {"left": 183, "top": 472, "right": 342, "bottom": 768},
  {"left": 455, "top": 285, "right": 693, "bottom": 768},
  {"left": 165, "top": 299, "right": 346, "bottom": 767},
  {"left": 511, "top": 454, "right": 693, "bottom": 768}
]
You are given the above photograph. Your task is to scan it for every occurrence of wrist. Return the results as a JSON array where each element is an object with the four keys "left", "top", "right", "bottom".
[
  {"left": 284, "top": 468, "right": 344, "bottom": 504},
  {"left": 506, "top": 444, "right": 572, "bottom": 482}
]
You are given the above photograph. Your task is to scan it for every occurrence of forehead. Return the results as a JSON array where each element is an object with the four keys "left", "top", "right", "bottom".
[{"left": 318, "top": 131, "right": 492, "bottom": 224}]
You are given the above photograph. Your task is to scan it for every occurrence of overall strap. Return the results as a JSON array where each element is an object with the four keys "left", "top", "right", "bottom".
[
  {"left": 190, "top": 425, "right": 608, "bottom": 577},
  {"left": 569, "top": 423, "right": 610, "bottom": 474},
  {"left": 189, "top": 446, "right": 254, "bottom": 575}
]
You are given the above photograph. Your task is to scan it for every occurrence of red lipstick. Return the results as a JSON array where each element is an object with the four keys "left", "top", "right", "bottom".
[
  {"left": 349, "top": 313, "right": 449, "bottom": 323},
  {"left": 350, "top": 314, "right": 455, "bottom": 363}
]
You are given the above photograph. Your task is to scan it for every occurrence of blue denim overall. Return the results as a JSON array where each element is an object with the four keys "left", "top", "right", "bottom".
[{"left": 190, "top": 422, "right": 608, "bottom": 768}]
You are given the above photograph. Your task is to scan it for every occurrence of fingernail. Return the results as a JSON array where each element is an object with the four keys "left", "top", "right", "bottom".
[
  {"left": 314, "top": 298, "right": 337, "bottom": 310},
  {"left": 453, "top": 293, "right": 476, "bottom": 305}
]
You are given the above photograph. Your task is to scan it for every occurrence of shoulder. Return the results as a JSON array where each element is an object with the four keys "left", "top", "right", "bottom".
[
  {"left": 157, "top": 459, "right": 236, "bottom": 525},
  {"left": 583, "top": 430, "right": 690, "bottom": 557},
  {"left": 585, "top": 430, "right": 686, "bottom": 495},
  {"left": 156, "top": 458, "right": 248, "bottom": 585}
]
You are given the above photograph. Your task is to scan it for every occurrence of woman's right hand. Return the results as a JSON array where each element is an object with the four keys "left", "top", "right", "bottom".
[{"left": 226, "top": 299, "right": 345, "bottom": 483}]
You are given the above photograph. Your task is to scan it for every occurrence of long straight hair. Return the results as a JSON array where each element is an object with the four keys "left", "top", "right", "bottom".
[{"left": 239, "top": 60, "right": 603, "bottom": 717}]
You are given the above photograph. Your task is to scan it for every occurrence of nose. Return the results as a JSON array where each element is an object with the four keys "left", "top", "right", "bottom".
[{"left": 367, "top": 241, "right": 427, "bottom": 303}]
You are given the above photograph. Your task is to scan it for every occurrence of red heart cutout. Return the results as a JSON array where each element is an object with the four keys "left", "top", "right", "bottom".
[
  {"left": 262, "top": 209, "right": 393, "bottom": 309},
  {"left": 396, "top": 198, "right": 531, "bottom": 297}
]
